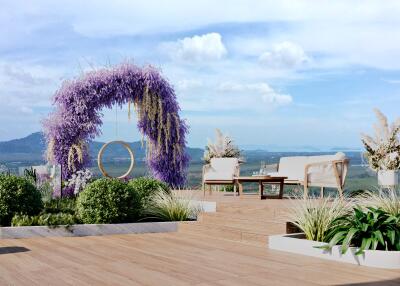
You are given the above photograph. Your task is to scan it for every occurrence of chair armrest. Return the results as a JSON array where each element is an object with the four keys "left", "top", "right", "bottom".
[
  {"left": 304, "top": 159, "right": 349, "bottom": 187},
  {"left": 304, "top": 159, "right": 349, "bottom": 173}
]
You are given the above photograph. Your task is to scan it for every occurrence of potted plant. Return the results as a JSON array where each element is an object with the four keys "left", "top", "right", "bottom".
[
  {"left": 203, "top": 129, "right": 242, "bottom": 163},
  {"left": 361, "top": 109, "right": 400, "bottom": 187}
]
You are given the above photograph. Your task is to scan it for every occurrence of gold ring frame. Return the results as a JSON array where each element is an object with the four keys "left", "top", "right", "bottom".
[{"left": 97, "top": 140, "right": 135, "bottom": 179}]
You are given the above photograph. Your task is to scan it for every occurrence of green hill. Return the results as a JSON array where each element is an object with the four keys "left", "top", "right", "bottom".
[{"left": 0, "top": 132, "right": 204, "bottom": 163}]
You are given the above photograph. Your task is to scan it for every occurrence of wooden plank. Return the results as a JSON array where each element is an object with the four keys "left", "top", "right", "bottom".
[{"left": 0, "top": 192, "right": 398, "bottom": 285}]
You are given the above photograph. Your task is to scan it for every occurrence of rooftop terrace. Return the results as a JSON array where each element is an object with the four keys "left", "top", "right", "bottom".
[{"left": 1, "top": 192, "right": 399, "bottom": 286}]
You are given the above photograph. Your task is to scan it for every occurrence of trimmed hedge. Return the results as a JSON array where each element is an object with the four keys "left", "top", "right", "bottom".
[
  {"left": 0, "top": 175, "right": 42, "bottom": 226},
  {"left": 76, "top": 178, "right": 141, "bottom": 224}
]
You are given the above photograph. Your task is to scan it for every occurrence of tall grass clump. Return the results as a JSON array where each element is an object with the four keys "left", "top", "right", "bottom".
[
  {"left": 145, "top": 191, "right": 201, "bottom": 221},
  {"left": 355, "top": 189, "right": 400, "bottom": 216},
  {"left": 289, "top": 196, "right": 351, "bottom": 242}
]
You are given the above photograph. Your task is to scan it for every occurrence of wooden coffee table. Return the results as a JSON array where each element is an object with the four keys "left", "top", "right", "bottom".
[{"left": 235, "top": 175, "right": 287, "bottom": 200}]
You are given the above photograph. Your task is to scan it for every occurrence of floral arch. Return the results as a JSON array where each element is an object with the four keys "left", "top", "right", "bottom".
[{"left": 43, "top": 63, "right": 189, "bottom": 187}]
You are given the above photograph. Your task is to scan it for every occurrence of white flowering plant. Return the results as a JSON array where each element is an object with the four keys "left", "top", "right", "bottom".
[
  {"left": 203, "top": 129, "right": 241, "bottom": 163},
  {"left": 361, "top": 109, "right": 400, "bottom": 171},
  {"left": 66, "top": 169, "right": 93, "bottom": 195}
]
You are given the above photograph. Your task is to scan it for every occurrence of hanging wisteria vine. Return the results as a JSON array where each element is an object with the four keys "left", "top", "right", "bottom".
[{"left": 43, "top": 63, "right": 189, "bottom": 187}]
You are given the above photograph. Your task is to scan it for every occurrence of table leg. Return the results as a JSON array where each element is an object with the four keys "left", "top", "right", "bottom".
[
  {"left": 279, "top": 179, "right": 284, "bottom": 199},
  {"left": 260, "top": 182, "right": 267, "bottom": 200},
  {"left": 238, "top": 182, "right": 243, "bottom": 196}
]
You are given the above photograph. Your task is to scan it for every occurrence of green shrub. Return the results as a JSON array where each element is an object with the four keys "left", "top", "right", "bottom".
[
  {"left": 76, "top": 178, "right": 141, "bottom": 224},
  {"left": 44, "top": 198, "right": 76, "bottom": 215},
  {"left": 128, "top": 177, "right": 169, "bottom": 214},
  {"left": 0, "top": 174, "right": 43, "bottom": 226},
  {"left": 11, "top": 213, "right": 77, "bottom": 227}
]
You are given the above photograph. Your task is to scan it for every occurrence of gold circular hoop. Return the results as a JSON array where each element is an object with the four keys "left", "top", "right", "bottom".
[{"left": 97, "top": 140, "right": 135, "bottom": 179}]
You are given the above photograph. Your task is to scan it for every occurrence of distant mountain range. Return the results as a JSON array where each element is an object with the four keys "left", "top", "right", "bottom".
[
  {"left": 0, "top": 132, "right": 363, "bottom": 166},
  {"left": 239, "top": 144, "right": 361, "bottom": 152},
  {"left": 0, "top": 132, "right": 204, "bottom": 163}
]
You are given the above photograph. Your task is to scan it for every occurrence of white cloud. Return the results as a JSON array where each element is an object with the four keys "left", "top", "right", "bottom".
[
  {"left": 252, "top": 83, "right": 293, "bottom": 105},
  {"left": 1, "top": 0, "right": 400, "bottom": 146},
  {"left": 259, "top": 41, "right": 309, "bottom": 69},
  {"left": 176, "top": 79, "right": 203, "bottom": 91},
  {"left": 218, "top": 82, "right": 293, "bottom": 106},
  {"left": 3, "top": 65, "right": 48, "bottom": 86},
  {"left": 9, "top": 1, "right": 397, "bottom": 39},
  {"left": 163, "top": 33, "right": 227, "bottom": 62},
  {"left": 217, "top": 82, "right": 245, "bottom": 92},
  {"left": 382, "top": 78, "right": 400, "bottom": 84},
  {"left": 20, "top": 106, "right": 34, "bottom": 114},
  {"left": 2, "top": 1, "right": 400, "bottom": 70}
]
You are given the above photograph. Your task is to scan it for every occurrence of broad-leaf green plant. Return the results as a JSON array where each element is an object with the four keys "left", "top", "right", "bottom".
[{"left": 322, "top": 206, "right": 400, "bottom": 255}]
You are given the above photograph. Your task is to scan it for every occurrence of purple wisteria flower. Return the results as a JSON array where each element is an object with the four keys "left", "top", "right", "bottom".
[{"left": 43, "top": 62, "right": 189, "bottom": 188}]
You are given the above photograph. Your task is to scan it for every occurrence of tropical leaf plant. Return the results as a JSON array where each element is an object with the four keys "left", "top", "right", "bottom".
[{"left": 321, "top": 206, "right": 400, "bottom": 255}]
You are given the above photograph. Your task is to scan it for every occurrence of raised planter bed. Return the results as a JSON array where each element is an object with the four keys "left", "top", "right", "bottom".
[
  {"left": 269, "top": 233, "right": 400, "bottom": 269},
  {"left": 0, "top": 221, "right": 179, "bottom": 239},
  {"left": 0, "top": 199, "right": 217, "bottom": 239}
]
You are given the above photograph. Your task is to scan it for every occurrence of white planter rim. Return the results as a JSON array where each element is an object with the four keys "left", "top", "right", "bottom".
[
  {"left": 269, "top": 233, "right": 400, "bottom": 269},
  {"left": 0, "top": 221, "right": 179, "bottom": 239}
]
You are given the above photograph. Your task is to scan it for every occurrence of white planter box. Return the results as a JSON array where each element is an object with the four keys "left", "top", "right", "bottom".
[
  {"left": 378, "top": 170, "right": 398, "bottom": 186},
  {"left": 269, "top": 233, "right": 400, "bottom": 269}
]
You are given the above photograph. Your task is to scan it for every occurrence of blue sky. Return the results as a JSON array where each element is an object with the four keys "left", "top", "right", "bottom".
[{"left": 1, "top": 1, "right": 400, "bottom": 149}]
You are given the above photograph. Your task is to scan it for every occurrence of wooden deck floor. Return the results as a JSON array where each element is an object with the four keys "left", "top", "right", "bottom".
[{"left": 1, "top": 192, "right": 400, "bottom": 285}]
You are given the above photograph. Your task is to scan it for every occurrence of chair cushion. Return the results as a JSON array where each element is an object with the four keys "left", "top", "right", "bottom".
[
  {"left": 277, "top": 156, "right": 307, "bottom": 181},
  {"left": 210, "top": 158, "right": 238, "bottom": 174},
  {"left": 276, "top": 152, "right": 347, "bottom": 182},
  {"left": 203, "top": 158, "right": 239, "bottom": 182}
]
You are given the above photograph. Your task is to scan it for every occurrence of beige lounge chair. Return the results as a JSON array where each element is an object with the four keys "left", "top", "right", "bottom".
[
  {"left": 202, "top": 158, "right": 240, "bottom": 196},
  {"left": 268, "top": 152, "right": 349, "bottom": 198}
]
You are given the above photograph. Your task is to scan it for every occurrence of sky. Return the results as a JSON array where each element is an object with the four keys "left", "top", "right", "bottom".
[{"left": 1, "top": 0, "right": 400, "bottom": 149}]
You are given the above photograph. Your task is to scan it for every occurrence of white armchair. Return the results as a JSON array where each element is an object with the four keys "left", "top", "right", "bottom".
[
  {"left": 202, "top": 158, "right": 240, "bottom": 196},
  {"left": 268, "top": 152, "right": 349, "bottom": 198}
]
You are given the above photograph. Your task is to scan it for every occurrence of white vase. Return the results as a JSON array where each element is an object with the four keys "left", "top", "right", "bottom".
[{"left": 377, "top": 170, "right": 399, "bottom": 186}]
